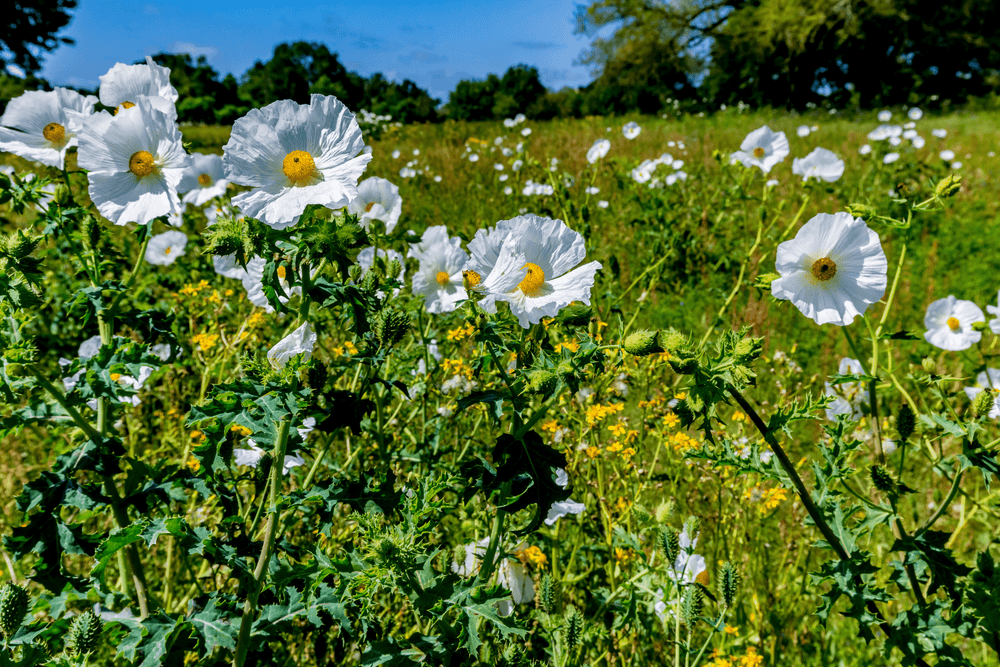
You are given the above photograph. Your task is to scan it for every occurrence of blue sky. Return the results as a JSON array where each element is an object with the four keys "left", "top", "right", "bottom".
[{"left": 39, "top": 0, "right": 604, "bottom": 101}]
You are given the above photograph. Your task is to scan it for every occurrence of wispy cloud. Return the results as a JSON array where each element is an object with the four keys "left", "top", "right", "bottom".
[{"left": 170, "top": 42, "right": 220, "bottom": 58}]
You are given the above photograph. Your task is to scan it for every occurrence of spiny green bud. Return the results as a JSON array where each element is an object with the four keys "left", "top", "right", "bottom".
[
  {"left": 385, "top": 259, "right": 402, "bottom": 281},
  {"left": 539, "top": 574, "right": 557, "bottom": 614},
  {"left": 752, "top": 272, "right": 780, "bottom": 290},
  {"left": 0, "top": 582, "right": 29, "bottom": 637},
  {"left": 632, "top": 503, "right": 652, "bottom": 524},
  {"left": 623, "top": 330, "right": 663, "bottom": 356},
  {"left": 972, "top": 321, "right": 988, "bottom": 332},
  {"left": 52, "top": 183, "right": 71, "bottom": 206},
  {"left": 307, "top": 362, "right": 328, "bottom": 391},
  {"left": 374, "top": 537, "right": 398, "bottom": 564},
  {"left": 734, "top": 336, "right": 763, "bottom": 364},
  {"left": 975, "top": 549, "right": 995, "bottom": 580},
  {"left": 372, "top": 307, "right": 410, "bottom": 347},
  {"left": 718, "top": 562, "right": 740, "bottom": 608},
  {"left": 524, "top": 370, "right": 559, "bottom": 396},
  {"left": 254, "top": 453, "right": 273, "bottom": 496},
  {"left": 3, "top": 362, "right": 27, "bottom": 377},
  {"left": 452, "top": 543, "right": 468, "bottom": 569},
  {"left": 65, "top": 609, "right": 103, "bottom": 655},
  {"left": 360, "top": 269, "right": 381, "bottom": 294},
  {"left": 846, "top": 203, "right": 878, "bottom": 221},
  {"left": 935, "top": 174, "right": 961, "bottom": 198},
  {"left": 658, "top": 526, "right": 680, "bottom": 564},
  {"left": 655, "top": 500, "right": 675, "bottom": 524},
  {"left": 668, "top": 350, "right": 699, "bottom": 375},
  {"left": 870, "top": 465, "right": 896, "bottom": 494},
  {"left": 896, "top": 404, "right": 915, "bottom": 441},
  {"left": 83, "top": 214, "right": 102, "bottom": 249},
  {"left": 684, "top": 516, "right": 701, "bottom": 539},
  {"left": 563, "top": 606, "right": 583, "bottom": 651},
  {"left": 681, "top": 584, "right": 704, "bottom": 623},
  {"left": 659, "top": 328, "right": 687, "bottom": 353},
  {"left": 921, "top": 357, "right": 936, "bottom": 374},
  {"left": 556, "top": 304, "right": 592, "bottom": 327},
  {"left": 348, "top": 265, "right": 363, "bottom": 283},
  {"left": 972, "top": 389, "right": 996, "bottom": 419}
]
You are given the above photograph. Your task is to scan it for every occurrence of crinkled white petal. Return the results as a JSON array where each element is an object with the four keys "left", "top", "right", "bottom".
[
  {"left": 178, "top": 152, "right": 229, "bottom": 205},
  {"left": 268, "top": 322, "right": 316, "bottom": 368},
  {"left": 923, "top": 296, "right": 983, "bottom": 351},
  {"left": 145, "top": 230, "right": 188, "bottom": 266},
  {"left": 99, "top": 57, "right": 179, "bottom": 107},
  {"left": 347, "top": 176, "right": 402, "bottom": 234},
  {"left": 0, "top": 88, "right": 97, "bottom": 169}
]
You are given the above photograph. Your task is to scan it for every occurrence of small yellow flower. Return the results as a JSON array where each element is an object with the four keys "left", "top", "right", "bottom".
[
  {"left": 541, "top": 419, "right": 560, "bottom": 433},
  {"left": 675, "top": 392, "right": 686, "bottom": 400},
  {"left": 344, "top": 340, "right": 358, "bottom": 355},
  {"left": 446, "top": 324, "right": 475, "bottom": 341},
  {"left": 516, "top": 545, "right": 548, "bottom": 569},
  {"left": 662, "top": 412, "right": 680, "bottom": 429},
  {"left": 190, "top": 430, "right": 205, "bottom": 443},
  {"left": 554, "top": 340, "right": 579, "bottom": 353},
  {"left": 740, "top": 647, "right": 763, "bottom": 667},
  {"left": 609, "top": 423, "right": 627, "bottom": 437},
  {"left": 185, "top": 457, "right": 201, "bottom": 472},
  {"left": 229, "top": 424, "right": 252, "bottom": 437},
  {"left": 585, "top": 446, "right": 601, "bottom": 459},
  {"left": 607, "top": 441, "right": 623, "bottom": 453},
  {"left": 724, "top": 625, "right": 739, "bottom": 635},
  {"left": 109, "top": 372, "right": 122, "bottom": 381},
  {"left": 620, "top": 447, "right": 636, "bottom": 461}
]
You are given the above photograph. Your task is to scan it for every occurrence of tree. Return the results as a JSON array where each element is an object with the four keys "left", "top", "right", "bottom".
[
  {"left": 239, "top": 42, "right": 365, "bottom": 109},
  {"left": 1, "top": 0, "right": 78, "bottom": 76},
  {"left": 150, "top": 53, "right": 245, "bottom": 124}
]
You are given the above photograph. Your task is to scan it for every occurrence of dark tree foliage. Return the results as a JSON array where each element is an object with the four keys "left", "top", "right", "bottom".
[
  {"left": 239, "top": 41, "right": 365, "bottom": 109},
  {"left": 149, "top": 53, "right": 247, "bottom": 125},
  {"left": 0, "top": 0, "right": 77, "bottom": 75},
  {"left": 444, "top": 65, "right": 548, "bottom": 121}
]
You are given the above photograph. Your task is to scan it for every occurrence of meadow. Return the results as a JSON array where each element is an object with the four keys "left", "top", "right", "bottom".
[{"left": 1, "top": 74, "right": 1000, "bottom": 667}]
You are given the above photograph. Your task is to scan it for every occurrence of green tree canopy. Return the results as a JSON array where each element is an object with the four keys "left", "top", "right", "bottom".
[{"left": 0, "top": 0, "right": 77, "bottom": 76}]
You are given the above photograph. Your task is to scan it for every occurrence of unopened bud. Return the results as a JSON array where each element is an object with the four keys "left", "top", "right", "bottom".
[
  {"left": 658, "top": 526, "right": 680, "bottom": 564},
  {"left": 681, "top": 584, "right": 704, "bottom": 623},
  {"left": 654, "top": 501, "right": 675, "bottom": 524},
  {"left": 525, "top": 369, "right": 558, "bottom": 396},
  {"left": 972, "top": 321, "right": 988, "bottom": 332},
  {"left": 3, "top": 362, "right": 27, "bottom": 377},
  {"left": 563, "top": 606, "right": 583, "bottom": 650},
  {"left": 539, "top": 574, "right": 557, "bottom": 614},
  {"left": 254, "top": 452, "right": 273, "bottom": 496},
  {"left": 65, "top": 609, "right": 103, "bottom": 655},
  {"left": 935, "top": 174, "right": 961, "bottom": 198},
  {"left": 669, "top": 350, "right": 698, "bottom": 375},
  {"left": 348, "top": 265, "right": 363, "bottom": 283},
  {"left": 846, "top": 203, "right": 878, "bottom": 221},
  {"left": 52, "top": 183, "right": 71, "bottom": 206},
  {"left": 718, "top": 562, "right": 740, "bottom": 608},
  {"left": 660, "top": 328, "right": 687, "bottom": 352},
  {"left": 896, "top": 403, "right": 915, "bottom": 441},
  {"left": 0, "top": 582, "right": 29, "bottom": 637},
  {"left": 972, "top": 389, "right": 996, "bottom": 419},
  {"left": 921, "top": 357, "right": 936, "bottom": 374},
  {"left": 385, "top": 258, "right": 402, "bottom": 281},
  {"left": 372, "top": 307, "right": 410, "bottom": 347},
  {"left": 870, "top": 465, "right": 896, "bottom": 493},
  {"left": 623, "top": 330, "right": 663, "bottom": 356}
]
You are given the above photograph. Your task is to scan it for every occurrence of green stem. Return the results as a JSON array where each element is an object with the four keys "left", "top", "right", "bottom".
[{"left": 475, "top": 483, "right": 510, "bottom": 587}]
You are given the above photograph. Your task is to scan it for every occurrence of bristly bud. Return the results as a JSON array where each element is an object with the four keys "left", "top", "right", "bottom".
[
  {"left": 563, "top": 606, "right": 583, "bottom": 651},
  {"left": 921, "top": 357, "right": 936, "bottom": 374},
  {"left": 623, "top": 330, "right": 663, "bottom": 357},
  {"left": 254, "top": 453, "right": 273, "bottom": 496},
  {"left": 0, "top": 582, "right": 29, "bottom": 637},
  {"left": 539, "top": 574, "right": 557, "bottom": 614},
  {"left": 52, "top": 183, "right": 71, "bottom": 206},
  {"left": 348, "top": 265, "right": 363, "bottom": 283},
  {"left": 846, "top": 203, "right": 878, "bottom": 221},
  {"left": 65, "top": 609, "right": 103, "bottom": 655},
  {"left": 83, "top": 213, "right": 102, "bottom": 249},
  {"left": 524, "top": 370, "right": 559, "bottom": 396},
  {"left": 307, "top": 362, "right": 328, "bottom": 391},
  {"left": 385, "top": 258, "right": 402, "bottom": 281},
  {"left": 555, "top": 304, "right": 592, "bottom": 326},
  {"left": 658, "top": 526, "right": 680, "bottom": 565},
  {"left": 681, "top": 584, "right": 704, "bottom": 623},
  {"left": 870, "top": 465, "right": 896, "bottom": 494},
  {"left": 372, "top": 307, "right": 410, "bottom": 347},
  {"left": 935, "top": 174, "right": 962, "bottom": 198},
  {"left": 655, "top": 500, "right": 675, "bottom": 524},
  {"left": 972, "top": 389, "right": 996, "bottom": 419},
  {"left": 896, "top": 403, "right": 915, "bottom": 441},
  {"left": 718, "top": 562, "right": 740, "bottom": 608},
  {"left": 668, "top": 350, "right": 699, "bottom": 375},
  {"left": 659, "top": 328, "right": 687, "bottom": 353}
]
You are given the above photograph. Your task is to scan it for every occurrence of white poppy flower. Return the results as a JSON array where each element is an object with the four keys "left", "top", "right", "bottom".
[
  {"left": 911, "top": 135, "right": 926, "bottom": 149},
  {"left": 597, "top": 200, "right": 609, "bottom": 209},
  {"left": 412, "top": 238, "right": 469, "bottom": 313},
  {"left": 765, "top": 179, "right": 779, "bottom": 188},
  {"left": 268, "top": 322, "right": 316, "bottom": 368},
  {"left": 222, "top": 94, "right": 372, "bottom": 230},
  {"left": 877, "top": 110, "right": 892, "bottom": 122},
  {"left": 503, "top": 118, "right": 516, "bottom": 128},
  {"left": 76, "top": 98, "right": 188, "bottom": 225},
  {"left": 408, "top": 225, "right": 461, "bottom": 261},
  {"left": 213, "top": 254, "right": 250, "bottom": 280},
  {"left": 357, "top": 246, "right": 406, "bottom": 298},
  {"left": 622, "top": 121, "right": 641, "bottom": 139},
  {"left": 145, "top": 230, "right": 188, "bottom": 266},
  {"left": 0, "top": 88, "right": 97, "bottom": 169},
  {"left": 478, "top": 214, "right": 602, "bottom": 328},
  {"left": 940, "top": 149, "right": 955, "bottom": 161},
  {"left": 792, "top": 147, "right": 845, "bottom": 182},
  {"left": 859, "top": 144, "right": 872, "bottom": 155},
  {"left": 241, "top": 257, "right": 300, "bottom": 312},
  {"left": 796, "top": 125, "right": 811, "bottom": 137},
  {"left": 79, "top": 335, "right": 103, "bottom": 359},
  {"left": 587, "top": 138, "right": 611, "bottom": 163},
  {"left": 963, "top": 369, "right": 1000, "bottom": 419},
  {"left": 520, "top": 128, "right": 532, "bottom": 137},
  {"left": 631, "top": 159, "right": 656, "bottom": 183},
  {"left": 986, "top": 291, "right": 1000, "bottom": 334},
  {"left": 514, "top": 113, "right": 526, "bottom": 124},
  {"left": 824, "top": 357, "right": 870, "bottom": 420},
  {"left": 771, "top": 212, "right": 888, "bottom": 326},
  {"left": 177, "top": 152, "right": 228, "bottom": 205},
  {"left": 544, "top": 468, "right": 586, "bottom": 525},
  {"left": 99, "top": 56, "right": 179, "bottom": 112},
  {"left": 923, "top": 296, "right": 983, "bottom": 351},
  {"left": 883, "top": 153, "right": 900, "bottom": 164},
  {"left": 908, "top": 108, "right": 923, "bottom": 121},
  {"left": 346, "top": 176, "right": 402, "bottom": 233},
  {"left": 932, "top": 129, "right": 947, "bottom": 138},
  {"left": 868, "top": 125, "right": 902, "bottom": 141},
  {"left": 730, "top": 125, "right": 790, "bottom": 174},
  {"left": 234, "top": 439, "right": 306, "bottom": 474},
  {"left": 585, "top": 186, "right": 599, "bottom": 195}
]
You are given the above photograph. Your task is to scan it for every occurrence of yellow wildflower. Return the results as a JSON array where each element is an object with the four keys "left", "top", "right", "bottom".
[
  {"left": 607, "top": 441, "right": 623, "bottom": 453},
  {"left": 192, "top": 332, "right": 219, "bottom": 352},
  {"left": 516, "top": 545, "right": 548, "bottom": 569},
  {"left": 229, "top": 424, "right": 252, "bottom": 437},
  {"left": 185, "top": 457, "right": 200, "bottom": 472},
  {"left": 609, "top": 423, "right": 627, "bottom": 437},
  {"left": 446, "top": 324, "right": 475, "bottom": 342},
  {"left": 541, "top": 420, "right": 560, "bottom": 433},
  {"left": 109, "top": 372, "right": 121, "bottom": 381},
  {"left": 344, "top": 340, "right": 358, "bottom": 355},
  {"left": 585, "top": 446, "right": 601, "bottom": 459},
  {"left": 620, "top": 447, "right": 636, "bottom": 461},
  {"left": 740, "top": 648, "right": 763, "bottom": 667},
  {"left": 724, "top": 625, "right": 738, "bottom": 635},
  {"left": 555, "top": 340, "right": 579, "bottom": 353},
  {"left": 662, "top": 412, "right": 680, "bottom": 429}
]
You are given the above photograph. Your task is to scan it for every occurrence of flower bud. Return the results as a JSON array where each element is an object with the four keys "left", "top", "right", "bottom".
[
  {"left": 681, "top": 584, "right": 704, "bottom": 623},
  {"left": 669, "top": 351, "right": 699, "bottom": 375},
  {"left": 870, "top": 465, "right": 896, "bottom": 493},
  {"left": 3, "top": 362, "right": 27, "bottom": 377},
  {"left": 348, "top": 265, "right": 363, "bottom": 283},
  {"left": 539, "top": 574, "right": 557, "bottom": 614},
  {"left": 718, "top": 562, "right": 740, "bottom": 608},
  {"left": 385, "top": 258, "right": 402, "bottom": 281},
  {"left": 254, "top": 452, "right": 273, "bottom": 496},
  {"left": 972, "top": 389, "right": 996, "bottom": 419},
  {"left": 0, "top": 582, "right": 29, "bottom": 637},
  {"left": 921, "top": 357, "right": 936, "bottom": 374},
  {"left": 525, "top": 369, "right": 559, "bottom": 396},
  {"left": 658, "top": 526, "right": 680, "bottom": 564},
  {"left": 52, "top": 183, "right": 71, "bottom": 206},
  {"left": 372, "top": 307, "right": 410, "bottom": 347},
  {"left": 935, "top": 174, "right": 961, "bottom": 198},
  {"left": 659, "top": 328, "right": 687, "bottom": 352},
  {"left": 896, "top": 404, "right": 915, "bottom": 441},
  {"left": 623, "top": 330, "right": 663, "bottom": 356},
  {"left": 563, "top": 606, "right": 584, "bottom": 651},
  {"left": 845, "top": 203, "right": 878, "bottom": 221},
  {"left": 654, "top": 500, "right": 675, "bottom": 524},
  {"left": 65, "top": 609, "right": 103, "bottom": 655},
  {"left": 972, "top": 321, "right": 988, "bottom": 332}
]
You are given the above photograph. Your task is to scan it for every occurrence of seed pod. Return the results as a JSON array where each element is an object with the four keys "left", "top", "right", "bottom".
[
  {"left": 972, "top": 389, "right": 996, "bottom": 419},
  {"left": 539, "top": 574, "right": 557, "bottom": 614},
  {"left": 658, "top": 526, "right": 680, "bottom": 565},
  {"left": 372, "top": 308, "right": 410, "bottom": 347},
  {"left": 0, "top": 582, "right": 29, "bottom": 637},
  {"left": 659, "top": 328, "right": 687, "bottom": 353},
  {"left": 65, "top": 609, "right": 103, "bottom": 655},
  {"left": 623, "top": 330, "right": 663, "bottom": 357},
  {"left": 681, "top": 584, "right": 704, "bottom": 623},
  {"left": 718, "top": 562, "right": 740, "bottom": 608},
  {"left": 870, "top": 465, "right": 896, "bottom": 494},
  {"left": 935, "top": 173, "right": 961, "bottom": 198},
  {"left": 254, "top": 452, "right": 273, "bottom": 496},
  {"left": 52, "top": 183, "right": 71, "bottom": 206},
  {"left": 563, "top": 605, "right": 583, "bottom": 651},
  {"left": 524, "top": 370, "right": 558, "bottom": 396},
  {"left": 896, "top": 404, "right": 915, "bottom": 441}
]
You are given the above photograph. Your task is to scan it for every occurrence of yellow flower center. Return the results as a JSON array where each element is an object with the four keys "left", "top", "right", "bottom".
[
  {"left": 282, "top": 150, "right": 316, "bottom": 185},
  {"left": 43, "top": 122, "right": 65, "bottom": 143},
  {"left": 277, "top": 265, "right": 287, "bottom": 280},
  {"left": 436, "top": 271, "right": 451, "bottom": 286},
  {"left": 696, "top": 569, "right": 710, "bottom": 586},
  {"left": 197, "top": 173, "right": 212, "bottom": 187},
  {"left": 810, "top": 257, "right": 837, "bottom": 281},
  {"left": 365, "top": 202, "right": 376, "bottom": 212},
  {"left": 752, "top": 147, "right": 766, "bottom": 158},
  {"left": 518, "top": 262, "right": 545, "bottom": 296},
  {"left": 129, "top": 150, "right": 156, "bottom": 178},
  {"left": 946, "top": 317, "right": 960, "bottom": 331},
  {"left": 164, "top": 247, "right": 172, "bottom": 255},
  {"left": 115, "top": 101, "right": 136, "bottom": 115},
  {"left": 463, "top": 270, "right": 482, "bottom": 288}
]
